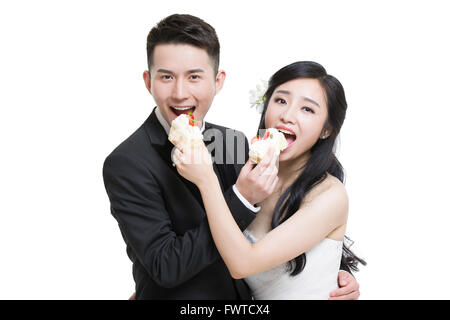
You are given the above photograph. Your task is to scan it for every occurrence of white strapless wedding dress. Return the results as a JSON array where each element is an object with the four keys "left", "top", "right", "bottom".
[{"left": 243, "top": 229, "right": 343, "bottom": 300}]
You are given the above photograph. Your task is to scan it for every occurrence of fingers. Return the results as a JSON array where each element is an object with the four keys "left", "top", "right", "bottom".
[
  {"left": 269, "top": 149, "right": 279, "bottom": 171},
  {"left": 329, "top": 271, "right": 360, "bottom": 300},
  {"left": 172, "top": 147, "right": 184, "bottom": 166},
  {"left": 250, "top": 147, "right": 278, "bottom": 190},
  {"left": 253, "top": 156, "right": 271, "bottom": 176},
  {"left": 253, "top": 146, "right": 276, "bottom": 177},
  {"left": 235, "top": 146, "right": 279, "bottom": 205},
  {"left": 128, "top": 292, "right": 136, "bottom": 300},
  {"left": 172, "top": 143, "right": 192, "bottom": 165},
  {"left": 338, "top": 270, "right": 352, "bottom": 281},
  {"left": 240, "top": 158, "right": 255, "bottom": 175},
  {"left": 263, "top": 159, "right": 278, "bottom": 187},
  {"left": 173, "top": 142, "right": 212, "bottom": 167},
  {"left": 170, "top": 136, "right": 181, "bottom": 147},
  {"left": 267, "top": 175, "right": 279, "bottom": 194},
  {"left": 338, "top": 270, "right": 358, "bottom": 291},
  {"left": 260, "top": 149, "right": 279, "bottom": 178},
  {"left": 328, "top": 290, "right": 360, "bottom": 300},
  {"left": 329, "top": 284, "right": 357, "bottom": 299}
]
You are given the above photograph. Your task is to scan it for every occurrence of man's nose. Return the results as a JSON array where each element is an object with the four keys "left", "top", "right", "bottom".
[{"left": 172, "top": 79, "right": 190, "bottom": 100}]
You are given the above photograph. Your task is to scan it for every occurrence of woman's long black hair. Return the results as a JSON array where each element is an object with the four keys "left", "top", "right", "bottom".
[{"left": 258, "top": 61, "right": 366, "bottom": 276}]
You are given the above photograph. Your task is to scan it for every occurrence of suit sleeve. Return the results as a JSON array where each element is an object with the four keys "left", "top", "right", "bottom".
[
  {"left": 220, "top": 129, "right": 256, "bottom": 229},
  {"left": 103, "top": 152, "right": 254, "bottom": 288},
  {"left": 223, "top": 186, "right": 256, "bottom": 230}
]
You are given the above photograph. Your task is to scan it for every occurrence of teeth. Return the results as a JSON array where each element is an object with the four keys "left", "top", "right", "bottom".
[
  {"left": 278, "top": 129, "right": 295, "bottom": 135},
  {"left": 172, "top": 106, "right": 194, "bottom": 110}
]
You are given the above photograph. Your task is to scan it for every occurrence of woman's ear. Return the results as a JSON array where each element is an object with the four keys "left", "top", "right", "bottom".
[{"left": 321, "top": 122, "right": 332, "bottom": 139}]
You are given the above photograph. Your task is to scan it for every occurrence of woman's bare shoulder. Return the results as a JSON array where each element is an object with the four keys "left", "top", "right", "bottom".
[{"left": 304, "top": 174, "right": 348, "bottom": 208}]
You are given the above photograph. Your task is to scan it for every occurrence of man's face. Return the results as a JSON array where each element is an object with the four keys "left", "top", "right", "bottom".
[{"left": 144, "top": 44, "right": 225, "bottom": 126}]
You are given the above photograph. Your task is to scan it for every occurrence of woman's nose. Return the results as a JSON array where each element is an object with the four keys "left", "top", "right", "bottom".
[{"left": 280, "top": 105, "right": 296, "bottom": 124}]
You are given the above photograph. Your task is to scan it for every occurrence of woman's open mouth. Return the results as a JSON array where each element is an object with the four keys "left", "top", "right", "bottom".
[
  {"left": 170, "top": 106, "right": 196, "bottom": 117},
  {"left": 277, "top": 126, "right": 296, "bottom": 151}
]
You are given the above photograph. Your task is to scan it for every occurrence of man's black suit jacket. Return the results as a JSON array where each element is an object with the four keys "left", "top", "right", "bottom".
[{"left": 103, "top": 109, "right": 256, "bottom": 299}]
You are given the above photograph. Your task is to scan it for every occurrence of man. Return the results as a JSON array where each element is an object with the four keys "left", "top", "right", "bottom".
[{"left": 103, "top": 14, "right": 360, "bottom": 299}]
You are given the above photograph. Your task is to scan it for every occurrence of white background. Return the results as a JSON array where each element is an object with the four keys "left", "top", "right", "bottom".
[{"left": 1, "top": 0, "right": 449, "bottom": 299}]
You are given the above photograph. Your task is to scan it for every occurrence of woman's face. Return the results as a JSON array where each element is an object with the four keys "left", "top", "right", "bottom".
[{"left": 264, "top": 78, "right": 330, "bottom": 163}]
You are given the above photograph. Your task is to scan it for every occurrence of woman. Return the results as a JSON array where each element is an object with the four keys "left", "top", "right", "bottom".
[{"left": 173, "top": 61, "right": 365, "bottom": 299}]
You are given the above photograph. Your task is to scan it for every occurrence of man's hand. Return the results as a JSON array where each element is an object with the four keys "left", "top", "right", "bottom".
[
  {"left": 235, "top": 147, "right": 279, "bottom": 206},
  {"left": 329, "top": 270, "right": 360, "bottom": 300}
]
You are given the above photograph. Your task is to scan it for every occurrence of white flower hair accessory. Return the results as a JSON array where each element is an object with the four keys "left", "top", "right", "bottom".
[{"left": 249, "top": 80, "right": 268, "bottom": 114}]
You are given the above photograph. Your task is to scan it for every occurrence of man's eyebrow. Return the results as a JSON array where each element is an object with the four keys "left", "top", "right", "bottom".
[
  {"left": 187, "top": 69, "right": 205, "bottom": 74},
  {"left": 155, "top": 68, "right": 205, "bottom": 74},
  {"left": 274, "top": 90, "right": 321, "bottom": 108},
  {"left": 156, "top": 69, "right": 174, "bottom": 74}
]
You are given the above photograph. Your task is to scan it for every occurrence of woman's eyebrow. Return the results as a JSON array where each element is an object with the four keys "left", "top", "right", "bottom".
[
  {"left": 303, "top": 96, "right": 321, "bottom": 108},
  {"left": 274, "top": 89, "right": 290, "bottom": 95},
  {"left": 274, "top": 90, "right": 321, "bottom": 108}
]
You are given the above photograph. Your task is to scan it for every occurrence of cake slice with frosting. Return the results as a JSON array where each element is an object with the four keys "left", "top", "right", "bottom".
[
  {"left": 168, "top": 113, "right": 203, "bottom": 147},
  {"left": 249, "top": 128, "right": 288, "bottom": 163}
]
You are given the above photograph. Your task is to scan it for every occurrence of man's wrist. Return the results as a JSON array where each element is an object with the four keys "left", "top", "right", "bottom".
[
  {"left": 234, "top": 183, "right": 253, "bottom": 206},
  {"left": 232, "top": 185, "right": 260, "bottom": 213}
]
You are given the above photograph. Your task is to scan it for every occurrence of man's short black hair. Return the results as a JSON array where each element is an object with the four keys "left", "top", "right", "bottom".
[{"left": 146, "top": 14, "right": 220, "bottom": 74}]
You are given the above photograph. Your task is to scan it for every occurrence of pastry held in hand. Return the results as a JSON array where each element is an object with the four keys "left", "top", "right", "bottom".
[
  {"left": 168, "top": 113, "right": 204, "bottom": 147},
  {"left": 249, "top": 128, "right": 288, "bottom": 163}
]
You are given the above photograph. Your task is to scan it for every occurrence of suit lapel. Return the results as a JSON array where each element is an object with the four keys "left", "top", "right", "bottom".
[
  {"left": 144, "top": 109, "right": 176, "bottom": 166},
  {"left": 143, "top": 110, "right": 229, "bottom": 211},
  {"left": 204, "top": 122, "right": 227, "bottom": 192},
  {"left": 208, "top": 143, "right": 224, "bottom": 192},
  {"left": 144, "top": 109, "right": 206, "bottom": 208}
]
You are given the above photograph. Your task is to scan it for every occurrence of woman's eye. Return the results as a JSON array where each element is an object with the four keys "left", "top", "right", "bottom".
[
  {"left": 275, "top": 98, "right": 286, "bottom": 104},
  {"left": 303, "top": 107, "right": 314, "bottom": 113}
]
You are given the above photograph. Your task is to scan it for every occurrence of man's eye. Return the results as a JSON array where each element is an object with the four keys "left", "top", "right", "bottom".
[
  {"left": 190, "top": 75, "right": 200, "bottom": 80},
  {"left": 161, "top": 75, "right": 173, "bottom": 80}
]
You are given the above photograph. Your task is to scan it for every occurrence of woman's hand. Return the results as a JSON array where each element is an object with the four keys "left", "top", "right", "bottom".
[{"left": 172, "top": 140, "right": 216, "bottom": 187}]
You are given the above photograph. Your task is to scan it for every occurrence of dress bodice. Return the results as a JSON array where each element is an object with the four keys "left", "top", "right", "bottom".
[{"left": 243, "top": 229, "right": 343, "bottom": 300}]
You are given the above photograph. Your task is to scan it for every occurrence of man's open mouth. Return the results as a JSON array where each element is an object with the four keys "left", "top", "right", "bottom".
[{"left": 170, "top": 106, "right": 196, "bottom": 117}]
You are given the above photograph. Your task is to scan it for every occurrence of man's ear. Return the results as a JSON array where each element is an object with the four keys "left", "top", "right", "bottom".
[
  {"left": 143, "top": 70, "right": 152, "bottom": 95},
  {"left": 214, "top": 70, "right": 226, "bottom": 95}
]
